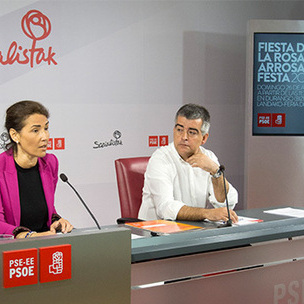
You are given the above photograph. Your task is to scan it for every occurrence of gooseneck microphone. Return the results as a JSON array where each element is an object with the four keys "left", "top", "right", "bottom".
[
  {"left": 60, "top": 173, "right": 101, "bottom": 230},
  {"left": 219, "top": 165, "right": 232, "bottom": 227}
]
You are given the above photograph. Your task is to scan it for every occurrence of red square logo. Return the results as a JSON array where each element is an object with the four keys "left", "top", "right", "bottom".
[
  {"left": 54, "top": 138, "right": 65, "bottom": 150},
  {"left": 272, "top": 113, "right": 286, "bottom": 127},
  {"left": 159, "top": 135, "right": 169, "bottom": 146},
  {"left": 47, "top": 138, "right": 53, "bottom": 150},
  {"left": 257, "top": 113, "right": 271, "bottom": 127},
  {"left": 149, "top": 136, "right": 158, "bottom": 147},
  {"left": 3, "top": 248, "right": 38, "bottom": 288},
  {"left": 39, "top": 244, "right": 71, "bottom": 283}
]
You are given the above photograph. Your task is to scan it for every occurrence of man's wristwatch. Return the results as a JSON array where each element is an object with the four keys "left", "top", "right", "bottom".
[{"left": 211, "top": 167, "right": 222, "bottom": 179}]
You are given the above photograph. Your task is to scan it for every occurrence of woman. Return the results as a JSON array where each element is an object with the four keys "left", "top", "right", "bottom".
[{"left": 0, "top": 100, "right": 73, "bottom": 238}]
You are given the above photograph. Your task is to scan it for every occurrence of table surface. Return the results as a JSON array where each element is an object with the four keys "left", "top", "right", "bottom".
[{"left": 130, "top": 206, "right": 304, "bottom": 263}]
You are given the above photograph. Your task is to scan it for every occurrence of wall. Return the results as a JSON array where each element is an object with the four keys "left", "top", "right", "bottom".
[
  {"left": 245, "top": 19, "right": 304, "bottom": 209},
  {"left": 0, "top": 1, "right": 302, "bottom": 227}
]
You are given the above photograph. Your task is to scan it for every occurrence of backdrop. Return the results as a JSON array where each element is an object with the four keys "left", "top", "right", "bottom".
[{"left": 0, "top": 1, "right": 302, "bottom": 227}]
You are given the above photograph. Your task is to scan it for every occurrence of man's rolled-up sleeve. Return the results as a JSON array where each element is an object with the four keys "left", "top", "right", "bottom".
[
  {"left": 207, "top": 180, "right": 238, "bottom": 209},
  {"left": 143, "top": 157, "right": 185, "bottom": 220}
]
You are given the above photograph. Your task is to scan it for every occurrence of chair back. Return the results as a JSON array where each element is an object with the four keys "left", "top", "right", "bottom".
[{"left": 115, "top": 157, "right": 150, "bottom": 218}]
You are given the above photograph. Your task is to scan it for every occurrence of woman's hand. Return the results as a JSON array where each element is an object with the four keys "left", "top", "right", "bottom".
[{"left": 50, "top": 218, "right": 74, "bottom": 234}]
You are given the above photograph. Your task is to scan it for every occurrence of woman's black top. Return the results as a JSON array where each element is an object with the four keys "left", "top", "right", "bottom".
[{"left": 15, "top": 161, "right": 49, "bottom": 232}]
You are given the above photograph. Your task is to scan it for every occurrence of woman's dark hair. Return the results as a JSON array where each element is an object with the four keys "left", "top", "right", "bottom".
[{"left": 5, "top": 100, "right": 50, "bottom": 151}]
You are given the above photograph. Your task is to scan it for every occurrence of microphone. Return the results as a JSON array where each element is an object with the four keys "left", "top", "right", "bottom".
[
  {"left": 219, "top": 165, "right": 232, "bottom": 227},
  {"left": 60, "top": 173, "right": 101, "bottom": 230}
]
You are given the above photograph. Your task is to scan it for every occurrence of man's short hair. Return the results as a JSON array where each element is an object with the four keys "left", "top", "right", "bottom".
[{"left": 175, "top": 103, "right": 210, "bottom": 135}]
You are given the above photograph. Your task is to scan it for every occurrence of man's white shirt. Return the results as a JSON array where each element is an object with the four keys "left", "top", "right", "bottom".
[{"left": 138, "top": 143, "right": 238, "bottom": 220}]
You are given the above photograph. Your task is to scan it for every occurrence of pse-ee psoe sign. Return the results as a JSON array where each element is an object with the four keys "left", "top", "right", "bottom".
[{"left": 2, "top": 244, "right": 71, "bottom": 288}]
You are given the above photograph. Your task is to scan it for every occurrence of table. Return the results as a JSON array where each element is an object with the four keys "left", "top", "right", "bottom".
[{"left": 131, "top": 207, "right": 304, "bottom": 304}]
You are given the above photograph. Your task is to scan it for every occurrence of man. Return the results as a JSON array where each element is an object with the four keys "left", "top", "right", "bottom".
[{"left": 138, "top": 103, "right": 238, "bottom": 223}]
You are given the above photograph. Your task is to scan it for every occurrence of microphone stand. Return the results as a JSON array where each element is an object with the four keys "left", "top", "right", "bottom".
[
  {"left": 60, "top": 174, "right": 101, "bottom": 230},
  {"left": 216, "top": 165, "right": 232, "bottom": 228},
  {"left": 222, "top": 168, "right": 232, "bottom": 227}
]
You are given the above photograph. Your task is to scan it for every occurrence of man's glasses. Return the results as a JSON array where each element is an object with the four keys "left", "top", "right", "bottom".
[{"left": 174, "top": 124, "right": 200, "bottom": 138}]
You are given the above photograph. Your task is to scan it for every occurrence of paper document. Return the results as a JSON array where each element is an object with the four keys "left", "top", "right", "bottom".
[
  {"left": 233, "top": 216, "right": 263, "bottom": 226},
  {"left": 264, "top": 207, "right": 304, "bottom": 218},
  {"left": 126, "top": 220, "right": 203, "bottom": 234},
  {"left": 131, "top": 234, "right": 145, "bottom": 240}
]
